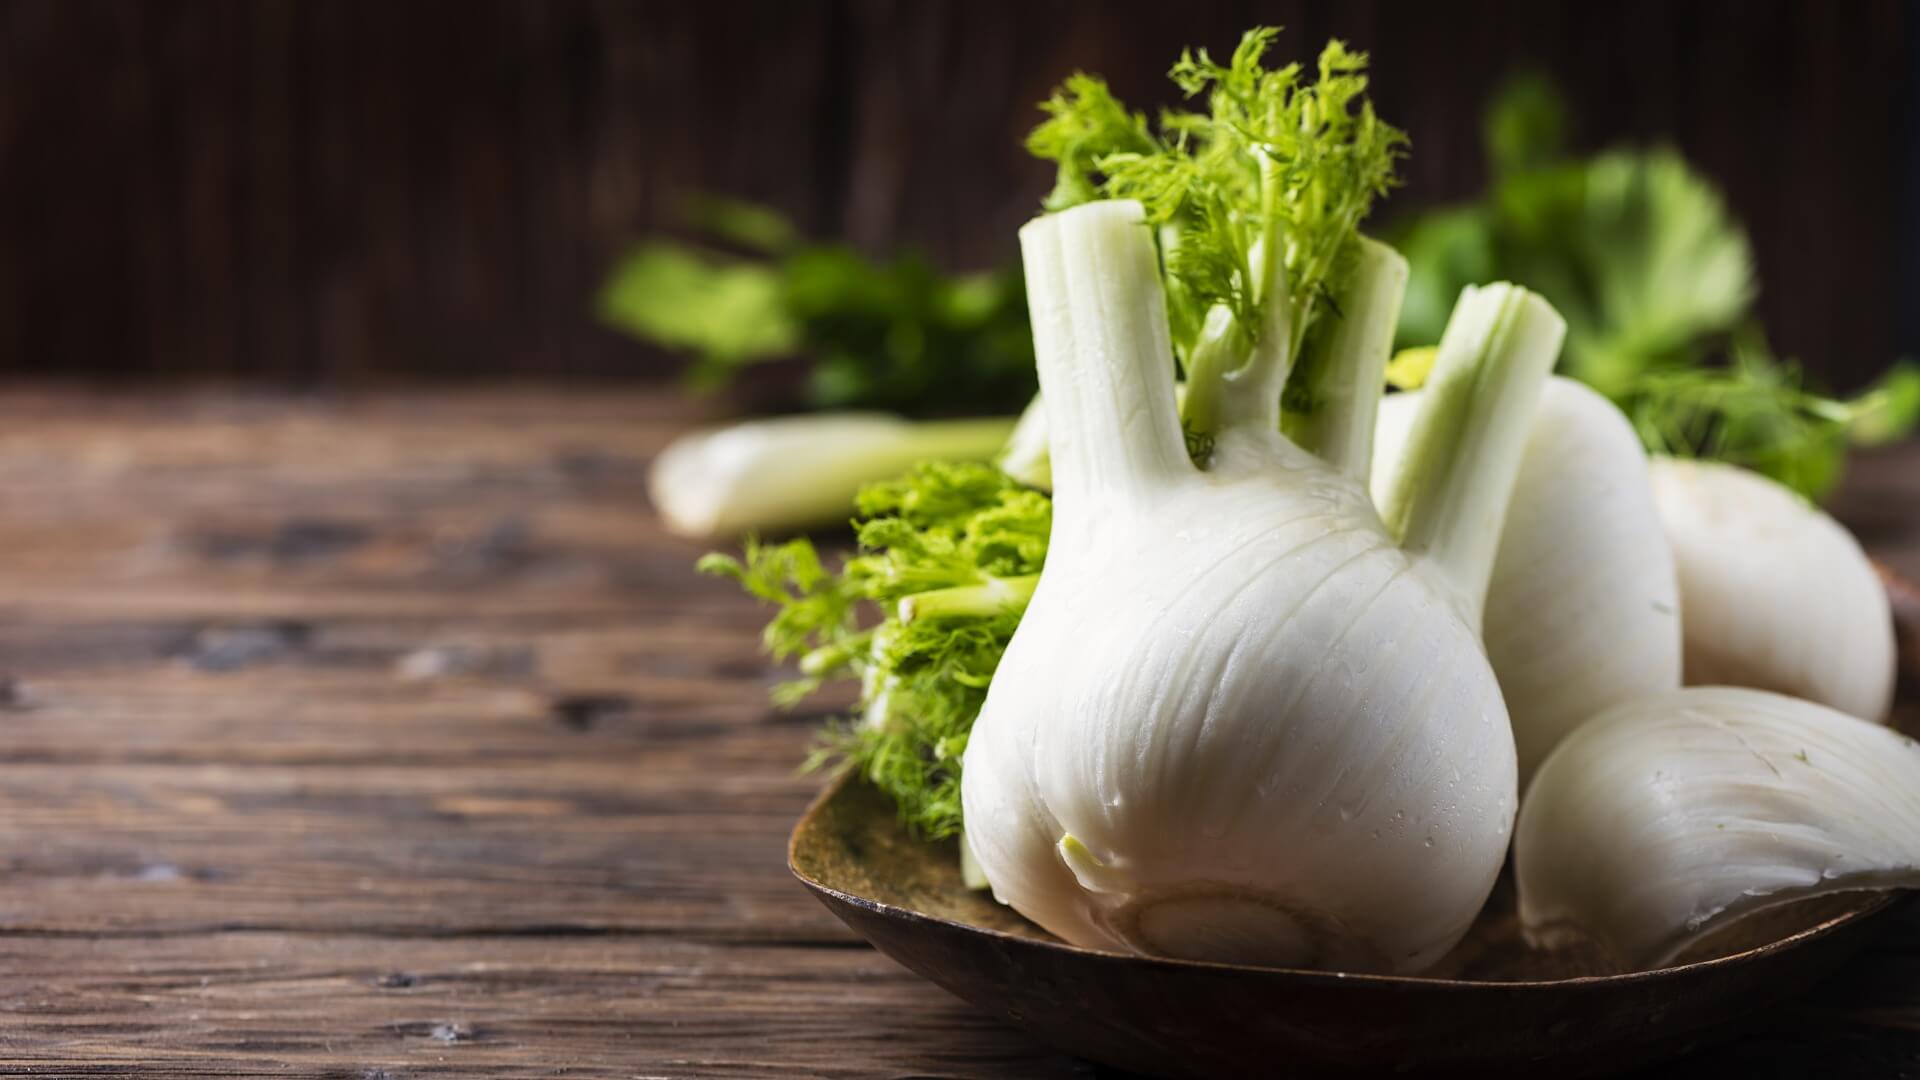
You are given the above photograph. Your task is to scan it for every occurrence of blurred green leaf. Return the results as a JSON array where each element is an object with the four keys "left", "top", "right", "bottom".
[
  {"left": 1847, "top": 361, "right": 1920, "bottom": 446},
  {"left": 1393, "top": 207, "right": 1495, "bottom": 352},
  {"left": 1567, "top": 151, "right": 1756, "bottom": 396},
  {"left": 596, "top": 243, "right": 799, "bottom": 386},
  {"left": 1388, "top": 73, "right": 1920, "bottom": 497},
  {"left": 1483, "top": 71, "right": 1568, "bottom": 176},
  {"left": 683, "top": 195, "right": 801, "bottom": 254},
  {"left": 600, "top": 198, "right": 1036, "bottom": 415}
]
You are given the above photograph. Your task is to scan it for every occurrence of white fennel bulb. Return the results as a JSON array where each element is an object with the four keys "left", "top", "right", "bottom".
[
  {"left": 962, "top": 200, "right": 1565, "bottom": 973},
  {"left": 1373, "top": 377, "right": 1682, "bottom": 782},
  {"left": 648, "top": 413, "right": 1014, "bottom": 539},
  {"left": 1649, "top": 459, "right": 1894, "bottom": 721},
  {"left": 1516, "top": 686, "right": 1920, "bottom": 970}
]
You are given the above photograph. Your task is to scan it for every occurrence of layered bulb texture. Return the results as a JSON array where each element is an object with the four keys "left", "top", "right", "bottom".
[
  {"left": 1374, "top": 378, "right": 1683, "bottom": 782},
  {"left": 1516, "top": 686, "right": 1920, "bottom": 970},
  {"left": 961, "top": 201, "right": 1567, "bottom": 973}
]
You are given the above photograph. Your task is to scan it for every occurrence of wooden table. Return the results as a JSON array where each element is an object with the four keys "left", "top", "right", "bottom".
[{"left": 0, "top": 386, "right": 1913, "bottom": 1078}]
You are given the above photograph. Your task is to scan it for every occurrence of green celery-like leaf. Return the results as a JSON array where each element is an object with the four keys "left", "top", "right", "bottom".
[
  {"left": 1565, "top": 150, "right": 1756, "bottom": 396},
  {"left": 1385, "top": 74, "right": 1920, "bottom": 500},
  {"left": 597, "top": 243, "right": 800, "bottom": 387},
  {"left": 1391, "top": 76, "right": 1756, "bottom": 398}
]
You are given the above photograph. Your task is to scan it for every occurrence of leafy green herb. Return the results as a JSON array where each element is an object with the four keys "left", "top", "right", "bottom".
[
  {"left": 701, "top": 461, "right": 1048, "bottom": 838},
  {"left": 1027, "top": 29, "right": 1404, "bottom": 446},
  {"left": 1632, "top": 345, "right": 1920, "bottom": 499},
  {"left": 1391, "top": 74, "right": 1916, "bottom": 497},
  {"left": 1027, "top": 74, "right": 1156, "bottom": 213},
  {"left": 599, "top": 202, "right": 1036, "bottom": 416}
]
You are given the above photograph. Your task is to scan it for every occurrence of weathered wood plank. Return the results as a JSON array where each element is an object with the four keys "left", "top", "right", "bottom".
[
  {"left": 0, "top": 933, "right": 1097, "bottom": 1078},
  {"left": 0, "top": 921, "right": 1911, "bottom": 1077},
  {"left": 0, "top": 387, "right": 1913, "bottom": 1076}
]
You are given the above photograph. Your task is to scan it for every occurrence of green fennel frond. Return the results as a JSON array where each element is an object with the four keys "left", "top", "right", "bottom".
[
  {"left": 698, "top": 539, "right": 866, "bottom": 702},
  {"left": 1030, "top": 29, "right": 1403, "bottom": 400},
  {"left": 706, "top": 461, "right": 1049, "bottom": 838},
  {"left": 1627, "top": 339, "right": 1920, "bottom": 499},
  {"left": 1026, "top": 74, "right": 1157, "bottom": 213}
]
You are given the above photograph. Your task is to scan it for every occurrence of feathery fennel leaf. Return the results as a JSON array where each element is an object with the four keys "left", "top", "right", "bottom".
[
  {"left": 705, "top": 462, "right": 1048, "bottom": 838},
  {"left": 1029, "top": 28, "right": 1404, "bottom": 444},
  {"left": 1027, "top": 74, "right": 1157, "bottom": 213},
  {"left": 1631, "top": 346, "right": 1920, "bottom": 499}
]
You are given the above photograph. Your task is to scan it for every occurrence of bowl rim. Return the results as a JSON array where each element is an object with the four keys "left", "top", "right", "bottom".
[{"left": 789, "top": 767, "right": 1908, "bottom": 992}]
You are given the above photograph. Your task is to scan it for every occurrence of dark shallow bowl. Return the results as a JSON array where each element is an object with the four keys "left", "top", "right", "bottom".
[
  {"left": 791, "top": 774, "right": 1907, "bottom": 1079},
  {"left": 791, "top": 568, "right": 1920, "bottom": 1078}
]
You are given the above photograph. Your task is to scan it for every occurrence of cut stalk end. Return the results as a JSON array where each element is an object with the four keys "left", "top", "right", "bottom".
[
  {"left": 1380, "top": 283, "right": 1566, "bottom": 624},
  {"left": 1019, "top": 201, "right": 1190, "bottom": 513}
]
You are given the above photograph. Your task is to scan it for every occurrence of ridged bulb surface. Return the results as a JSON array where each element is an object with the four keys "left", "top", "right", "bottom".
[
  {"left": 1376, "top": 379, "right": 1683, "bottom": 783},
  {"left": 963, "top": 432, "right": 1518, "bottom": 974},
  {"left": 1517, "top": 686, "right": 1920, "bottom": 970}
]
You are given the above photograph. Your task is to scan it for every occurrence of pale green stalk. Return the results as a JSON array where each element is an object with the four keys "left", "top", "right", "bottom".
[
  {"left": 1018, "top": 201, "right": 1189, "bottom": 526},
  {"left": 1377, "top": 284, "right": 1567, "bottom": 624},
  {"left": 897, "top": 575, "right": 1040, "bottom": 622},
  {"left": 1282, "top": 238, "right": 1410, "bottom": 478},
  {"left": 649, "top": 413, "right": 1017, "bottom": 538}
]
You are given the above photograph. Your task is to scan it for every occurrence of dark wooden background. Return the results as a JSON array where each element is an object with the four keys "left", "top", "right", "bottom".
[{"left": 0, "top": 0, "right": 1912, "bottom": 387}]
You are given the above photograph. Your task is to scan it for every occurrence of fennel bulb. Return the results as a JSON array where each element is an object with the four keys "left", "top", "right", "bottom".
[
  {"left": 649, "top": 413, "right": 1015, "bottom": 539},
  {"left": 1373, "top": 377, "right": 1682, "bottom": 782},
  {"left": 1649, "top": 459, "right": 1894, "bottom": 721},
  {"left": 962, "top": 199, "right": 1565, "bottom": 972},
  {"left": 1516, "top": 686, "right": 1920, "bottom": 970}
]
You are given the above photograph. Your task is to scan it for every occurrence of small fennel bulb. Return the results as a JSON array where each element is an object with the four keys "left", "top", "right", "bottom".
[
  {"left": 962, "top": 199, "right": 1565, "bottom": 972},
  {"left": 649, "top": 413, "right": 1015, "bottom": 538},
  {"left": 1648, "top": 459, "right": 1894, "bottom": 721},
  {"left": 1516, "top": 686, "right": 1920, "bottom": 970},
  {"left": 1373, "top": 377, "right": 1682, "bottom": 782}
]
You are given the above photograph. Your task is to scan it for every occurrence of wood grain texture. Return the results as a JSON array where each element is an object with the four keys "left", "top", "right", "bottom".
[
  {"left": 0, "top": 1, "right": 1911, "bottom": 387},
  {"left": 0, "top": 386, "right": 1912, "bottom": 1077}
]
